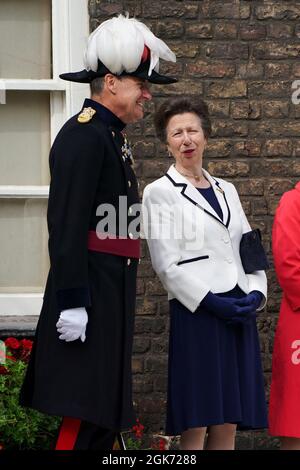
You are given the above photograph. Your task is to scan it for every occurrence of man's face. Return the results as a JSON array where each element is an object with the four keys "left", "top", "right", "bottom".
[{"left": 114, "top": 76, "right": 152, "bottom": 123}]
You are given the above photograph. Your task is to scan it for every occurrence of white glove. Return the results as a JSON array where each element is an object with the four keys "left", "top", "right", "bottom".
[{"left": 56, "top": 307, "right": 88, "bottom": 342}]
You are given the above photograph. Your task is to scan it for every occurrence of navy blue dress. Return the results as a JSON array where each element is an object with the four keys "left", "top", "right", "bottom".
[{"left": 165, "top": 186, "right": 268, "bottom": 436}]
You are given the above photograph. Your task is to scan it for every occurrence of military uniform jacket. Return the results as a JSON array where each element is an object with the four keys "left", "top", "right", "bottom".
[{"left": 20, "top": 99, "right": 139, "bottom": 431}]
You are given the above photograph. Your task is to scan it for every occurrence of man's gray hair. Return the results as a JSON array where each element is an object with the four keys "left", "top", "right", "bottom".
[{"left": 90, "top": 77, "right": 105, "bottom": 96}]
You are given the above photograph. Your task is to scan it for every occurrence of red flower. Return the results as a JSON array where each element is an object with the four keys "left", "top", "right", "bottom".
[
  {"left": 158, "top": 438, "right": 166, "bottom": 450},
  {"left": 151, "top": 436, "right": 168, "bottom": 450},
  {"left": 5, "top": 337, "right": 20, "bottom": 350},
  {"left": 20, "top": 339, "right": 33, "bottom": 351},
  {"left": 132, "top": 418, "right": 145, "bottom": 439}
]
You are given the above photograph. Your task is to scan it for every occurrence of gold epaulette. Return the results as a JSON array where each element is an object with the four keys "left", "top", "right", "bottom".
[{"left": 77, "top": 107, "right": 96, "bottom": 123}]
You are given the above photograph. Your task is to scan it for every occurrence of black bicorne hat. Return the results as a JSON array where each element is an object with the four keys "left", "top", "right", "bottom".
[
  {"left": 59, "top": 15, "right": 177, "bottom": 85},
  {"left": 60, "top": 57, "right": 177, "bottom": 85}
]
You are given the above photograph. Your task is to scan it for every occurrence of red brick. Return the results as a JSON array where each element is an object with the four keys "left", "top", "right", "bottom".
[
  {"left": 207, "top": 80, "right": 247, "bottom": 98},
  {"left": 234, "top": 179, "right": 264, "bottom": 196},
  {"left": 248, "top": 81, "right": 291, "bottom": 98},
  {"left": 157, "top": 20, "right": 184, "bottom": 38},
  {"left": 263, "top": 139, "right": 293, "bottom": 157},
  {"left": 250, "top": 121, "right": 300, "bottom": 137},
  {"left": 205, "top": 140, "right": 232, "bottom": 158},
  {"left": 161, "top": 2, "right": 185, "bottom": 17},
  {"left": 236, "top": 63, "right": 264, "bottom": 79},
  {"left": 216, "top": 121, "right": 249, "bottom": 138},
  {"left": 252, "top": 199, "right": 268, "bottom": 215},
  {"left": 233, "top": 141, "right": 262, "bottom": 158},
  {"left": 200, "top": 1, "right": 245, "bottom": 19},
  {"left": 215, "top": 23, "right": 238, "bottom": 39},
  {"left": 143, "top": 160, "right": 169, "bottom": 178},
  {"left": 255, "top": 4, "right": 300, "bottom": 20},
  {"left": 266, "top": 179, "right": 295, "bottom": 195},
  {"left": 212, "top": 120, "right": 248, "bottom": 137},
  {"left": 268, "top": 23, "right": 294, "bottom": 38},
  {"left": 207, "top": 101, "right": 230, "bottom": 118},
  {"left": 263, "top": 100, "right": 289, "bottom": 119},
  {"left": 231, "top": 101, "right": 261, "bottom": 120},
  {"left": 265, "top": 63, "right": 291, "bottom": 78},
  {"left": 186, "top": 61, "right": 235, "bottom": 78},
  {"left": 253, "top": 42, "right": 300, "bottom": 59},
  {"left": 186, "top": 23, "right": 213, "bottom": 39},
  {"left": 205, "top": 43, "right": 248, "bottom": 59},
  {"left": 293, "top": 141, "right": 300, "bottom": 157},
  {"left": 168, "top": 43, "right": 200, "bottom": 58},
  {"left": 142, "top": 2, "right": 161, "bottom": 18},
  {"left": 207, "top": 161, "right": 250, "bottom": 177},
  {"left": 240, "top": 24, "right": 266, "bottom": 40},
  {"left": 159, "top": 79, "right": 203, "bottom": 96}
]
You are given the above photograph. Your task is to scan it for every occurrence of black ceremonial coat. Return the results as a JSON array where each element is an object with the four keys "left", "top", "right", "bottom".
[{"left": 20, "top": 99, "right": 140, "bottom": 431}]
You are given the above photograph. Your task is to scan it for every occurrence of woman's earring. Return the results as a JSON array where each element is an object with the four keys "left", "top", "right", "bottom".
[{"left": 167, "top": 149, "right": 172, "bottom": 157}]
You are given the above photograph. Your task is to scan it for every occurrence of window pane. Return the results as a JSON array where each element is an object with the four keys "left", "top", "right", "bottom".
[
  {"left": 0, "top": 91, "right": 50, "bottom": 185},
  {"left": 0, "top": 0, "right": 51, "bottom": 79},
  {"left": 0, "top": 199, "right": 48, "bottom": 292}
]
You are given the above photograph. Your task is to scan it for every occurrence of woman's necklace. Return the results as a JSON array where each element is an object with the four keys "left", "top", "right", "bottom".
[{"left": 175, "top": 165, "right": 203, "bottom": 182}]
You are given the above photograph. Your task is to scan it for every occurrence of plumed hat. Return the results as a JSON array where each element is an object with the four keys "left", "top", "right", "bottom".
[{"left": 60, "top": 14, "right": 177, "bottom": 84}]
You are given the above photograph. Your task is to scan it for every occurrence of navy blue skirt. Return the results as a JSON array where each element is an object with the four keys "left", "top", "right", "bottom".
[{"left": 166, "top": 286, "right": 268, "bottom": 436}]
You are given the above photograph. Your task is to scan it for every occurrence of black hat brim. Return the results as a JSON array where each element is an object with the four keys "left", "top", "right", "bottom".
[
  {"left": 130, "top": 68, "right": 177, "bottom": 84},
  {"left": 59, "top": 59, "right": 177, "bottom": 85}
]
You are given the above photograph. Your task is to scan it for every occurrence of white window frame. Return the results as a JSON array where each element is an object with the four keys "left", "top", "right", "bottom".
[{"left": 0, "top": 0, "right": 90, "bottom": 316}]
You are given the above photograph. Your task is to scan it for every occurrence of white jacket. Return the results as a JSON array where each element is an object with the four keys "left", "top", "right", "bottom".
[{"left": 142, "top": 164, "right": 267, "bottom": 313}]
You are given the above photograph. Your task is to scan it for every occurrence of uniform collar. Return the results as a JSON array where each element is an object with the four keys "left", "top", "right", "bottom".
[{"left": 83, "top": 98, "right": 126, "bottom": 131}]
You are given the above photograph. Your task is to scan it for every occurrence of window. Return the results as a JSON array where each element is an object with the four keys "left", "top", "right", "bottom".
[{"left": 0, "top": 0, "right": 89, "bottom": 316}]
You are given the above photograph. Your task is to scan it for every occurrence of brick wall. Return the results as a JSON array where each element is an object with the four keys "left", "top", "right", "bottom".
[{"left": 89, "top": 0, "right": 300, "bottom": 448}]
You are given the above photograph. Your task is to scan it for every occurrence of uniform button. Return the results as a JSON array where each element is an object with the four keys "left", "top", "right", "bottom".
[
  {"left": 129, "top": 232, "right": 134, "bottom": 239},
  {"left": 127, "top": 258, "right": 131, "bottom": 266},
  {"left": 222, "top": 237, "right": 230, "bottom": 244},
  {"left": 227, "top": 258, "right": 233, "bottom": 264},
  {"left": 128, "top": 180, "right": 131, "bottom": 188}
]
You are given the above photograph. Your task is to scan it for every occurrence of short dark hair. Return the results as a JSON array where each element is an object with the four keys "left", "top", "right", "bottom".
[{"left": 154, "top": 97, "right": 212, "bottom": 143}]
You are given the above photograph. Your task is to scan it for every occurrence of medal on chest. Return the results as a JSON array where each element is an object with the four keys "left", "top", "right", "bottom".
[{"left": 121, "top": 133, "right": 135, "bottom": 166}]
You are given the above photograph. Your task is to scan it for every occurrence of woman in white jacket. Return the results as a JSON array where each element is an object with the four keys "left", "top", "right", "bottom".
[{"left": 142, "top": 97, "right": 268, "bottom": 450}]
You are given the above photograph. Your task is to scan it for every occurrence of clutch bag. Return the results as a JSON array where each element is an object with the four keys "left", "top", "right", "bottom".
[{"left": 239, "top": 228, "right": 269, "bottom": 274}]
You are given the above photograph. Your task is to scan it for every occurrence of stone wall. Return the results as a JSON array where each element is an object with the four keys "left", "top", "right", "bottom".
[{"left": 89, "top": 0, "right": 300, "bottom": 448}]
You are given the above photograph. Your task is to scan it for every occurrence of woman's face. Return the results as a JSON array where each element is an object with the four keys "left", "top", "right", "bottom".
[{"left": 166, "top": 112, "right": 207, "bottom": 169}]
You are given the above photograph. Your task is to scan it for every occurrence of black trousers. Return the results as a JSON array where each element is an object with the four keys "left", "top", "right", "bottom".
[
  {"left": 56, "top": 417, "right": 116, "bottom": 450},
  {"left": 74, "top": 421, "right": 116, "bottom": 450}
]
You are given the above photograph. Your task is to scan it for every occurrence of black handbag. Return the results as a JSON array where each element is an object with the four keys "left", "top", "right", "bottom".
[{"left": 239, "top": 228, "right": 269, "bottom": 274}]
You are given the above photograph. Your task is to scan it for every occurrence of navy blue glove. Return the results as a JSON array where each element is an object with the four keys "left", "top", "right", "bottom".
[
  {"left": 234, "top": 291, "right": 263, "bottom": 311},
  {"left": 200, "top": 291, "right": 256, "bottom": 324}
]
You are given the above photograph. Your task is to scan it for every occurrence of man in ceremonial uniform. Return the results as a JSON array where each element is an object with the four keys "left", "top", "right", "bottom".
[{"left": 20, "top": 14, "right": 176, "bottom": 450}]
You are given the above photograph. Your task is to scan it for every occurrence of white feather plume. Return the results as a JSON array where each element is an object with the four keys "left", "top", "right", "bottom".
[{"left": 83, "top": 14, "right": 176, "bottom": 76}]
